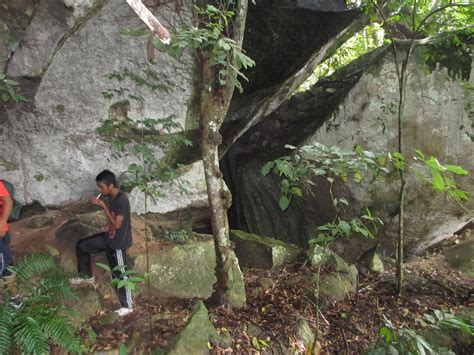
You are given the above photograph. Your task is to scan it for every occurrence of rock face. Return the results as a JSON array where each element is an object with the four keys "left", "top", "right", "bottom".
[
  {"left": 305, "top": 45, "right": 474, "bottom": 257},
  {"left": 0, "top": 0, "right": 362, "bottom": 222},
  {"left": 228, "top": 40, "right": 474, "bottom": 259},
  {"left": 0, "top": 0, "right": 195, "bottom": 209}
]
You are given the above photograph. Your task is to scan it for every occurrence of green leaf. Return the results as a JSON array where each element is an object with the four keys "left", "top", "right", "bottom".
[
  {"left": 3, "top": 79, "right": 18, "bottom": 86},
  {"left": 261, "top": 161, "right": 274, "bottom": 176},
  {"left": 338, "top": 220, "right": 351, "bottom": 237},
  {"left": 251, "top": 337, "right": 260, "bottom": 350},
  {"left": 414, "top": 149, "right": 425, "bottom": 160},
  {"left": 96, "top": 263, "right": 111, "bottom": 272},
  {"left": 339, "top": 198, "right": 349, "bottom": 206},
  {"left": 431, "top": 170, "right": 445, "bottom": 192},
  {"left": 445, "top": 164, "right": 468, "bottom": 175},
  {"left": 279, "top": 195, "right": 290, "bottom": 211},
  {"left": 119, "top": 343, "right": 128, "bottom": 355},
  {"left": 290, "top": 186, "right": 303, "bottom": 197}
]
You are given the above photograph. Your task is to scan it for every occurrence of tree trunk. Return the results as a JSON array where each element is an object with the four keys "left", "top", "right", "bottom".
[{"left": 196, "top": 0, "right": 249, "bottom": 305}]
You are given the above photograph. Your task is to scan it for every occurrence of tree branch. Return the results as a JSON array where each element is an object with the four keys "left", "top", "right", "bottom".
[{"left": 126, "top": 0, "right": 171, "bottom": 44}]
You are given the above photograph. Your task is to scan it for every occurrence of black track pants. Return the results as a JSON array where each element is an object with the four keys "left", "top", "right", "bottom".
[
  {"left": 76, "top": 233, "right": 133, "bottom": 308},
  {"left": 0, "top": 232, "right": 12, "bottom": 277}
]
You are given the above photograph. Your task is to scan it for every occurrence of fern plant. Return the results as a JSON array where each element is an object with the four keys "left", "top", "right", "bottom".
[{"left": 0, "top": 253, "right": 85, "bottom": 354}]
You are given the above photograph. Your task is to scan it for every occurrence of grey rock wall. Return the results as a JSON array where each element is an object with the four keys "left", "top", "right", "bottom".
[
  {"left": 229, "top": 44, "right": 473, "bottom": 258},
  {"left": 1, "top": 0, "right": 197, "bottom": 209}
]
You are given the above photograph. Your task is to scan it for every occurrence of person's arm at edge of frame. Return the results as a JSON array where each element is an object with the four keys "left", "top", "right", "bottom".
[
  {"left": 0, "top": 194, "right": 13, "bottom": 238},
  {"left": 91, "top": 197, "right": 124, "bottom": 231}
]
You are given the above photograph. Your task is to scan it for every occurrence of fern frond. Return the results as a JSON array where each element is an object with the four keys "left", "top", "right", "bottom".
[
  {"left": 13, "top": 314, "right": 50, "bottom": 354},
  {"left": 0, "top": 304, "right": 14, "bottom": 355},
  {"left": 42, "top": 315, "right": 83, "bottom": 353},
  {"left": 11, "top": 253, "right": 56, "bottom": 283},
  {"left": 35, "top": 273, "right": 76, "bottom": 302}
]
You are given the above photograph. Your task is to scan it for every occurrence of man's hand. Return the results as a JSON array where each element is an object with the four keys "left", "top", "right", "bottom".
[
  {"left": 91, "top": 196, "right": 106, "bottom": 209},
  {"left": 0, "top": 228, "right": 5, "bottom": 238}
]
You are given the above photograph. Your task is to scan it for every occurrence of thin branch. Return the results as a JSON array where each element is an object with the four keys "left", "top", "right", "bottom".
[{"left": 126, "top": 0, "right": 171, "bottom": 44}]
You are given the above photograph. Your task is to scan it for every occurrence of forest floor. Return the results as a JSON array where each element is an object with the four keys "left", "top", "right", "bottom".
[
  {"left": 8, "top": 203, "right": 474, "bottom": 354},
  {"left": 80, "top": 236, "right": 473, "bottom": 354}
]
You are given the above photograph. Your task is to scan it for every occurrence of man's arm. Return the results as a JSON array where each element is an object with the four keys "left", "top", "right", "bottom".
[
  {"left": 92, "top": 197, "right": 124, "bottom": 229},
  {"left": 0, "top": 195, "right": 13, "bottom": 237}
]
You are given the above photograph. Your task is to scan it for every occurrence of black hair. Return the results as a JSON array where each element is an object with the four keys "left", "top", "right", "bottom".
[{"left": 95, "top": 170, "right": 117, "bottom": 187}]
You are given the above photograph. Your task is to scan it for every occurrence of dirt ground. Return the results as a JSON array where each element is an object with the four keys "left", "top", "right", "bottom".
[{"left": 7, "top": 203, "right": 474, "bottom": 354}]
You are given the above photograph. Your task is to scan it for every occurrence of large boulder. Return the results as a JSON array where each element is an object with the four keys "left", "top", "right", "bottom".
[
  {"left": 134, "top": 237, "right": 216, "bottom": 299},
  {"left": 230, "top": 229, "right": 301, "bottom": 269},
  {"left": 134, "top": 234, "right": 246, "bottom": 306},
  {"left": 228, "top": 37, "right": 474, "bottom": 259}
]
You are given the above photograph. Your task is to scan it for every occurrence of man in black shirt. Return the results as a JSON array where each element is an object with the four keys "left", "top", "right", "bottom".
[{"left": 72, "top": 170, "right": 133, "bottom": 316}]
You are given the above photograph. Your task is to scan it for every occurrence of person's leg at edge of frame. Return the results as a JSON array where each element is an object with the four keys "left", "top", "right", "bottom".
[
  {"left": 72, "top": 233, "right": 107, "bottom": 284},
  {"left": 105, "top": 246, "right": 133, "bottom": 315},
  {"left": 0, "top": 232, "right": 21, "bottom": 308}
]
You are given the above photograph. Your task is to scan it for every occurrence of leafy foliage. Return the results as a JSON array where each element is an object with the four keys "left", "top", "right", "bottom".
[
  {"left": 96, "top": 263, "right": 145, "bottom": 291},
  {"left": 367, "top": 309, "right": 474, "bottom": 354},
  {"left": 153, "top": 2, "right": 255, "bottom": 93},
  {"left": 313, "top": 208, "right": 383, "bottom": 246},
  {"left": 0, "top": 253, "right": 84, "bottom": 354},
  {"left": 98, "top": 62, "right": 192, "bottom": 192},
  {"left": 263, "top": 143, "right": 385, "bottom": 248},
  {"left": 411, "top": 150, "right": 469, "bottom": 203},
  {"left": 379, "top": 0, "right": 473, "bottom": 37},
  {"left": 0, "top": 74, "right": 26, "bottom": 104},
  {"left": 262, "top": 143, "right": 388, "bottom": 211},
  {"left": 299, "top": 1, "right": 473, "bottom": 93}
]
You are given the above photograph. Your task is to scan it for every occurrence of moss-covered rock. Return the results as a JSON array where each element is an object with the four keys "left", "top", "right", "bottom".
[
  {"left": 168, "top": 301, "right": 218, "bottom": 355},
  {"left": 317, "top": 264, "right": 358, "bottom": 307},
  {"left": 294, "top": 314, "right": 315, "bottom": 351},
  {"left": 55, "top": 212, "right": 107, "bottom": 244},
  {"left": 227, "top": 253, "right": 247, "bottom": 307},
  {"left": 230, "top": 229, "right": 301, "bottom": 269},
  {"left": 135, "top": 238, "right": 217, "bottom": 299},
  {"left": 445, "top": 240, "right": 474, "bottom": 277},
  {"left": 358, "top": 246, "right": 385, "bottom": 275},
  {"left": 292, "top": 248, "right": 358, "bottom": 308},
  {"left": 308, "top": 244, "right": 332, "bottom": 268}
]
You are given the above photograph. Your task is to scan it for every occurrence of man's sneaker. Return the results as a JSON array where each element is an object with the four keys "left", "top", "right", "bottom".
[
  {"left": 9, "top": 295, "right": 23, "bottom": 310},
  {"left": 69, "top": 276, "right": 95, "bottom": 285},
  {"left": 114, "top": 307, "right": 133, "bottom": 317}
]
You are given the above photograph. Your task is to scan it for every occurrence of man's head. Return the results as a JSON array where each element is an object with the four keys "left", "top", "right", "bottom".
[{"left": 95, "top": 170, "right": 118, "bottom": 196}]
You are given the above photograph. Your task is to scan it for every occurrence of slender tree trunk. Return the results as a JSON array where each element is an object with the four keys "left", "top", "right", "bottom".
[
  {"left": 197, "top": 0, "right": 249, "bottom": 305},
  {"left": 395, "top": 60, "right": 407, "bottom": 295}
]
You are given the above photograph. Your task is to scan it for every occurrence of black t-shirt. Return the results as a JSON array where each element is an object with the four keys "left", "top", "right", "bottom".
[{"left": 106, "top": 191, "right": 132, "bottom": 250}]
